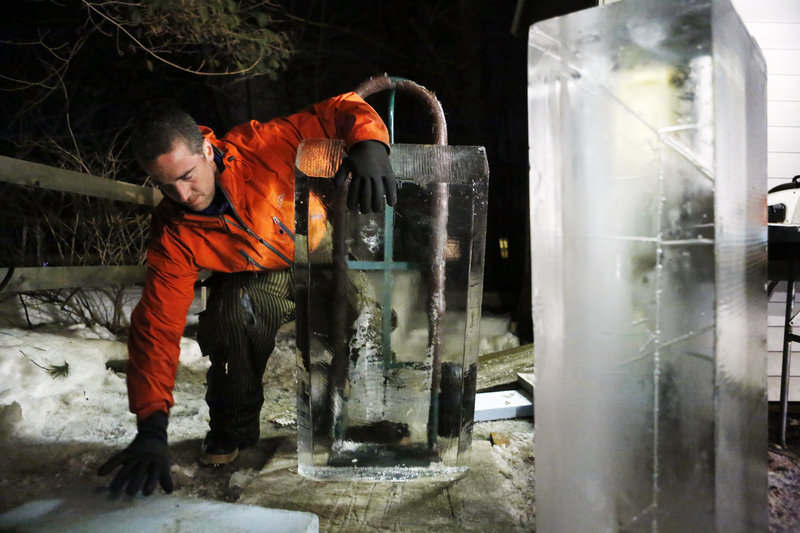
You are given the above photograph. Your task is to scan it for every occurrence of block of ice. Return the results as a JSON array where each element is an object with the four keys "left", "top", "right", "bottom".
[
  {"left": 0, "top": 495, "right": 319, "bottom": 533},
  {"left": 528, "top": 0, "right": 767, "bottom": 530},
  {"left": 294, "top": 140, "right": 489, "bottom": 481}
]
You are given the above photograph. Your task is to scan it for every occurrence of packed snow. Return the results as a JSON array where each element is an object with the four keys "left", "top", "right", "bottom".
[
  {"left": 0, "top": 293, "right": 519, "bottom": 449},
  {"left": 0, "top": 291, "right": 532, "bottom": 530},
  {"left": 0, "top": 323, "right": 209, "bottom": 445}
]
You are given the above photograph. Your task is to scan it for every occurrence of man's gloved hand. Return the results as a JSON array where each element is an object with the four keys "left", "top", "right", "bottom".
[
  {"left": 97, "top": 410, "right": 173, "bottom": 496},
  {"left": 340, "top": 140, "right": 397, "bottom": 213}
]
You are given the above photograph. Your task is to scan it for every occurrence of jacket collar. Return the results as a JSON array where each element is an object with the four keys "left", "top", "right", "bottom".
[{"left": 201, "top": 126, "right": 247, "bottom": 210}]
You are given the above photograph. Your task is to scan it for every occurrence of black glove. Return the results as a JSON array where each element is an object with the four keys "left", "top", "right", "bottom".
[
  {"left": 97, "top": 410, "right": 174, "bottom": 496},
  {"left": 340, "top": 140, "right": 397, "bottom": 213}
]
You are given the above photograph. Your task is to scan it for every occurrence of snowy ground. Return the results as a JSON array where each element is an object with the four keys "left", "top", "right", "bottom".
[
  {"left": 0, "top": 294, "right": 797, "bottom": 531},
  {"left": 0, "top": 294, "right": 534, "bottom": 531}
]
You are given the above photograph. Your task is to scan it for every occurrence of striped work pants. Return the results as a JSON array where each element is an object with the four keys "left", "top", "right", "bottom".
[{"left": 197, "top": 268, "right": 295, "bottom": 446}]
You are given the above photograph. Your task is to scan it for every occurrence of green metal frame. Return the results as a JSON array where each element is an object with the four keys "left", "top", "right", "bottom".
[
  {"left": 345, "top": 76, "right": 410, "bottom": 370},
  {"left": 349, "top": 74, "right": 451, "bottom": 450}
]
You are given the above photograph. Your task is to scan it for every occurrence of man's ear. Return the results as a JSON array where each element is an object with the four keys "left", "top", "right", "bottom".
[{"left": 203, "top": 138, "right": 214, "bottom": 161}]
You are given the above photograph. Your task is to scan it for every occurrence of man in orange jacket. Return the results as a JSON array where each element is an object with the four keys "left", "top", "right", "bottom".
[{"left": 98, "top": 91, "right": 395, "bottom": 496}]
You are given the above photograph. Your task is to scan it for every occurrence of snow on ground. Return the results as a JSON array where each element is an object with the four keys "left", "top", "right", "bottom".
[
  {"left": 0, "top": 324, "right": 209, "bottom": 445},
  {"left": 0, "top": 292, "right": 531, "bottom": 527},
  {"left": 0, "top": 314, "right": 520, "bottom": 445}
]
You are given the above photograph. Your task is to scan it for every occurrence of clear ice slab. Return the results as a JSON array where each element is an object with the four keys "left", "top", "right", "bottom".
[
  {"left": 0, "top": 493, "right": 319, "bottom": 532},
  {"left": 528, "top": 0, "right": 767, "bottom": 530},
  {"left": 294, "top": 139, "right": 489, "bottom": 480}
]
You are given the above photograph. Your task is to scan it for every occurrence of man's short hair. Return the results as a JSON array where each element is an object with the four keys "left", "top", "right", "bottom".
[{"left": 130, "top": 105, "right": 204, "bottom": 167}]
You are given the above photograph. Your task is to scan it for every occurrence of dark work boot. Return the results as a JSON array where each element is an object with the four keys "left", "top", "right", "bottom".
[{"left": 200, "top": 430, "right": 242, "bottom": 466}]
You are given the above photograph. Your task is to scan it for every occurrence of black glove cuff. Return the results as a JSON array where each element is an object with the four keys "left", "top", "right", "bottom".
[
  {"left": 348, "top": 139, "right": 389, "bottom": 157},
  {"left": 137, "top": 410, "right": 168, "bottom": 440}
]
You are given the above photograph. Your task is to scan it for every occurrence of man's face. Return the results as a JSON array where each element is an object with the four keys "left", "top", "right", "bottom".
[{"left": 146, "top": 138, "right": 217, "bottom": 211}]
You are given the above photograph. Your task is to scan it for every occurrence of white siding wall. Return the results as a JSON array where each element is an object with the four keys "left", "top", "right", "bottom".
[{"left": 732, "top": 0, "right": 800, "bottom": 401}]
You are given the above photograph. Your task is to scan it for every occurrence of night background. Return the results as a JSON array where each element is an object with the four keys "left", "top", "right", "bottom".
[{"left": 0, "top": 0, "right": 595, "bottom": 342}]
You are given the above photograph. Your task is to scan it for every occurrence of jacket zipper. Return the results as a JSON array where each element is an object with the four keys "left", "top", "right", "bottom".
[
  {"left": 217, "top": 184, "right": 294, "bottom": 267},
  {"left": 272, "top": 216, "right": 295, "bottom": 242},
  {"left": 239, "top": 250, "right": 269, "bottom": 270}
]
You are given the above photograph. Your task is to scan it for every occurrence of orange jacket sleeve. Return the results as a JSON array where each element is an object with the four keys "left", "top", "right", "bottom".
[
  {"left": 127, "top": 214, "right": 199, "bottom": 422},
  {"left": 245, "top": 91, "right": 390, "bottom": 158},
  {"left": 309, "top": 91, "right": 391, "bottom": 149}
]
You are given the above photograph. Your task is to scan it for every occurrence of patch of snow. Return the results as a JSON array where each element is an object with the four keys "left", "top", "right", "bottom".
[
  {"left": 0, "top": 324, "right": 212, "bottom": 445},
  {"left": 0, "top": 327, "right": 130, "bottom": 441}
]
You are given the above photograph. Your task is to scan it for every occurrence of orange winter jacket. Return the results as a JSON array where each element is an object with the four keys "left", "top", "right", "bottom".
[{"left": 127, "top": 92, "right": 390, "bottom": 421}]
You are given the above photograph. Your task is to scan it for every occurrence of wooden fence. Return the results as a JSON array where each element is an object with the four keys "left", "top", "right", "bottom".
[{"left": 0, "top": 155, "right": 161, "bottom": 292}]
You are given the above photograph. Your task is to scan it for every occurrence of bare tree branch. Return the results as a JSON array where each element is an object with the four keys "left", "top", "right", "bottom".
[{"left": 80, "top": 0, "right": 284, "bottom": 77}]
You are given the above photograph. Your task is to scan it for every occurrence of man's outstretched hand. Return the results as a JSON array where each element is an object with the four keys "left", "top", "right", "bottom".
[
  {"left": 339, "top": 140, "right": 397, "bottom": 214},
  {"left": 97, "top": 410, "right": 173, "bottom": 496}
]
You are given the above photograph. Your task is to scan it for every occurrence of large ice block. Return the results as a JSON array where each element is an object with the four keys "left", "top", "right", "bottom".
[
  {"left": 528, "top": 0, "right": 767, "bottom": 531},
  {"left": 294, "top": 139, "right": 488, "bottom": 480}
]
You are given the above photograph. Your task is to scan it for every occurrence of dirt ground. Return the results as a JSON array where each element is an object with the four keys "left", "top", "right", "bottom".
[{"left": 768, "top": 407, "right": 800, "bottom": 533}]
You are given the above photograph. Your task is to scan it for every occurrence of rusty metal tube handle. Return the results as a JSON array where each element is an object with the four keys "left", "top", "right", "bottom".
[
  {"left": 355, "top": 73, "right": 448, "bottom": 146},
  {"left": 356, "top": 74, "right": 450, "bottom": 448}
]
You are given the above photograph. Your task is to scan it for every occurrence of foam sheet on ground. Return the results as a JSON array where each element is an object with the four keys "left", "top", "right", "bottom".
[
  {"left": 0, "top": 492, "right": 319, "bottom": 533},
  {"left": 474, "top": 389, "right": 533, "bottom": 421}
]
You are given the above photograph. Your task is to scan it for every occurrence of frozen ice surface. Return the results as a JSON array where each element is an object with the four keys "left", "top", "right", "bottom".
[
  {"left": 528, "top": 0, "right": 767, "bottom": 531},
  {"left": 294, "top": 140, "right": 489, "bottom": 480},
  {"left": 0, "top": 494, "right": 319, "bottom": 533}
]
